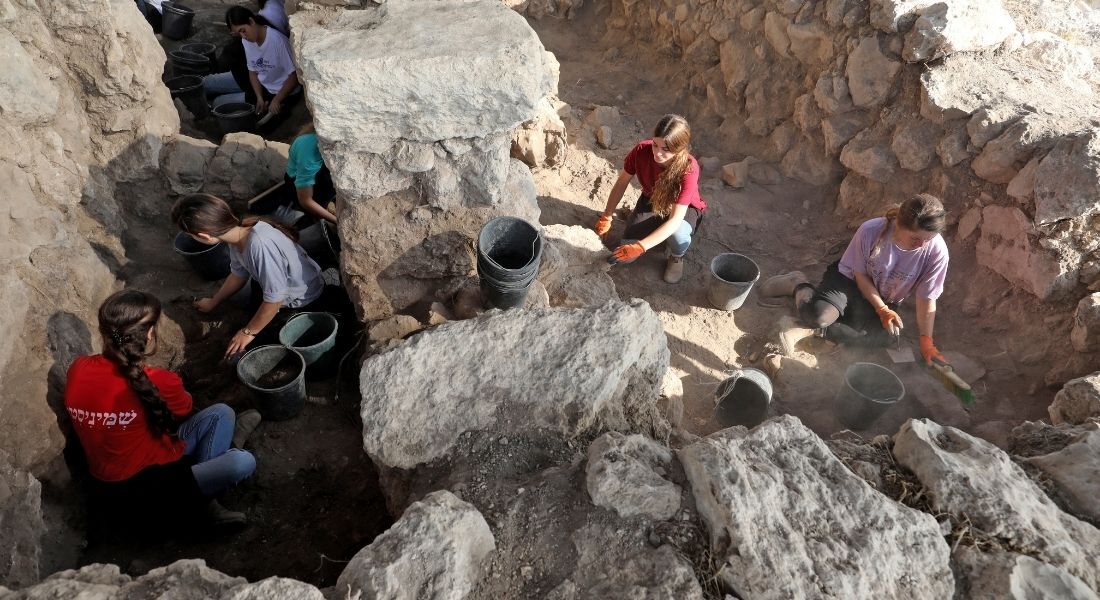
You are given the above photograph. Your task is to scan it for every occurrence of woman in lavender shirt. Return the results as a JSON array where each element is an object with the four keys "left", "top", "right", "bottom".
[{"left": 760, "top": 194, "right": 950, "bottom": 365}]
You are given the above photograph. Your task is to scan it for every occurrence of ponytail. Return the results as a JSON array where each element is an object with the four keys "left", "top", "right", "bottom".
[
  {"left": 869, "top": 194, "right": 947, "bottom": 259},
  {"left": 98, "top": 291, "right": 176, "bottom": 435},
  {"left": 173, "top": 193, "right": 299, "bottom": 243}
]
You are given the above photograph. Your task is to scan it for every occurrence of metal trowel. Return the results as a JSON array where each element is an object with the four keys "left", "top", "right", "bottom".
[{"left": 885, "top": 326, "right": 916, "bottom": 364}]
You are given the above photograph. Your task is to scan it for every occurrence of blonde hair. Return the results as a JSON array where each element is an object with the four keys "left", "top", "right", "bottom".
[
  {"left": 649, "top": 114, "right": 693, "bottom": 217},
  {"left": 870, "top": 193, "right": 947, "bottom": 259}
]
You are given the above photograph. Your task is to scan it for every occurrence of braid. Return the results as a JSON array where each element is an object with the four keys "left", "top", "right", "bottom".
[
  {"left": 869, "top": 207, "right": 900, "bottom": 261},
  {"left": 98, "top": 290, "right": 175, "bottom": 435}
]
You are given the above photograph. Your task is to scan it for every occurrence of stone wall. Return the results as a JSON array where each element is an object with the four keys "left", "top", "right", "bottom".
[
  {"left": 0, "top": 0, "right": 178, "bottom": 474},
  {"left": 605, "top": 0, "right": 1100, "bottom": 302}
]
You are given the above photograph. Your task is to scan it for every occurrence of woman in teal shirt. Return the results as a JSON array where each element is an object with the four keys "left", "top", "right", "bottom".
[{"left": 284, "top": 125, "right": 337, "bottom": 224}]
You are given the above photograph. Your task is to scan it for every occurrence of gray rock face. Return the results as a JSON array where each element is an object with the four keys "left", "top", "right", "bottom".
[
  {"left": 954, "top": 548, "right": 1098, "bottom": 600},
  {"left": 893, "top": 419, "right": 1100, "bottom": 592},
  {"left": 1071, "top": 293, "right": 1100, "bottom": 353},
  {"left": 585, "top": 432, "right": 680, "bottom": 521},
  {"left": 975, "top": 205, "right": 1077, "bottom": 300},
  {"left": 679, "top": 416, "right": 953, "bottom": 599},
  {"left": 846, "top": 36, "right": 901, "bottom": 108},
  {"left": 903, "top": 0, "right": 1017, "bottom": 63},
  {"left": 1050, "top": 372, "right": 1100, "bottom": 425},
  {"left": 0, "top": 453, "right": 44, "bottom": 588},
  {"left": 537, "top": 225, "right": 618, "bottom": 308},
  {"left": 1026, "top": 427, "right": 1100, "bottom": 524},
  {"left": 202, "top": 133, "right": 290, "bottom": 201},
  {"left": 336, "top": 491, "right": 495, "bottom": 600},
  {"left": 9, "top": 560, "right": 326, "bottom": 599},
  {"left": 359, "top": 300, "right": 670, "bottom": 469},
  {"left": 512, "top": 96, "right": 568, "bottom": 168},
  {"left": 1033, "top": 128, "right": 1100, "bottom": 225},
  {"left": 161, "top": 136, "right": 219, "bottom": 196}
]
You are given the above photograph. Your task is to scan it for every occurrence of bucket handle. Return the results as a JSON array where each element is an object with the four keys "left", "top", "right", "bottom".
[
  {"left": 712, "top": 369, "right": 744, "bottom": 409},
  {"left": 481, "top": 230, "right": 541, "bottom": 272}
]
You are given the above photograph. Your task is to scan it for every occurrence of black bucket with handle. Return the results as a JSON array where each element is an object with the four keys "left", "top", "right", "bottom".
[
  {"left": 168, "top": 50, "right": 209, "bottom": 76},
  {"left": 165, "top": 75, "right": 209, "bottom": 119},
  {"left": 161, "top": 2, "right": 196, "bottom": 41},
  {"left": 476, "top": 217, "right": 542, "bottom": 310}
]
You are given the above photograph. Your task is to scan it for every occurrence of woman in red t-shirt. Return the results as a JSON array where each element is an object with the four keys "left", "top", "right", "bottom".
[
  {"left": 64, "top": 290, "right": 258, "bottom": 525},
  {"left": 594, "top": 114, "right": 707, "bottom": 284}
]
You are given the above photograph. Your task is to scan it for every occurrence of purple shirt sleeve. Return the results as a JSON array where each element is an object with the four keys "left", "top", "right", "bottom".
[
  {"left": 916, "top": 238, "right": 949, "bottom": 300},
  {"left": 837, "top": 218, "right": 883, "bottom": 279}
]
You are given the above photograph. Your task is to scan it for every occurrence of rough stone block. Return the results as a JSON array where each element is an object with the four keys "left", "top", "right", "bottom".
[
  {"left": 1071, "top": 293, "right": 1100, "bottom": 353},
  {"left": 846, "top": 36, "right": 901, "bottom": 108},
  {"left": 1032, "top": 128, "right": 1100, "bottom": 225},
  {"left": 903, "top": 0, "right": 1017, "bottom": 62},
  {"left": 585, "top": 432, "right": 680, "bottom": 521},
  {"left": 1050, "top": 372, "right": 1100, "bottom": 424},
  {"left": 1026, "top": 428, "right": 1100, "bottom": 524}
]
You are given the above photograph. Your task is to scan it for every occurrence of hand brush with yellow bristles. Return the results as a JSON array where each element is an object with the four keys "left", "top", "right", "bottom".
[{"left": 928, "top": 358, "right": 974, "bottom": 405}]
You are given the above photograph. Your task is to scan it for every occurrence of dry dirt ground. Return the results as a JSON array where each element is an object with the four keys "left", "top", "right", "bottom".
[{"left": 63, "top": 0, "right": 1068, "bottom": 588}]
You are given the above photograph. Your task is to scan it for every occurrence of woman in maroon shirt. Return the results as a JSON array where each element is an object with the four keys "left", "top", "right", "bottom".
[
  {"left": 594, "top": 114, "right": 707, "bottom": 284},
  {"left": 64, "top": 290, "right": 258, "bottom": 526}
]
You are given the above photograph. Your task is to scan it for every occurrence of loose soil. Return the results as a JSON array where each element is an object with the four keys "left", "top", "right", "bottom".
[{"left": 253, "top": 354, "right": 303, "bottom": 389}]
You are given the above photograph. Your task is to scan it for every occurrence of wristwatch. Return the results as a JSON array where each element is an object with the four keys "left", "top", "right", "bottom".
[{"left": 242, "top": 327, "right": 257, "bottom": 337}]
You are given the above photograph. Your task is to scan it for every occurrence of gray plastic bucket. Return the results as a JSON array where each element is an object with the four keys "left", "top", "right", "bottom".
[
  {"left": 165, "top": 75, "right": 209, "bottom": 119},
  {"left": 714, "top": 367, "right": 773, "bottom": 428},
  {"left": 212, "top": 102, "right": 257, "bottom": 134},
  {"left": 476, "top": 217, "right": 542, "bottom": 310},
  {"left": 278, "top": 312, "right": 339, "bottom": 380},
  {"left": 237, "top": 345, "right": 306, "bottom": 421},
  {"left": 834, "top": 362, "right": 905, "bottom": 430},
  {"left": 173, "top": 232, "right": 229, "bottom": 280},
  {"left": 168, "top": 50, "right": 208, "bottom": 76},
  {"left": 708, "top": 253, "right": 760, "bottom": 311},
  {"left": 179, "top": 42, "right": 216, "bottom": 64},
  {"left": 161, "top": 2, "right": 195, "bottom": 41}
]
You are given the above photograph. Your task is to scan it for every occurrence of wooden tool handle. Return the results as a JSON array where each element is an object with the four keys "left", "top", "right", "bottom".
[{"left": 247, "top": 181, "right": 286, "bottom": 206}]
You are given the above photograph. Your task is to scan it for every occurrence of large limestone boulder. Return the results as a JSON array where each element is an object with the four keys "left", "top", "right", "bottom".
[
  {"left": 292, "top": 0, "right": 557, "bottom": 204},
  {"left": 537, "top": 225, "right": 618, "bottom": 308},
  {"left": 0, "top": 0, "right": 177, "bottom": 473},
  {"left": 975, "top": 205, "right": 1078, "bottom": 300},
  {"left": 846, "top": 36, "right": 901, "bottom": 108},
  {"left": 954, "top": 548, "right": 1098, "bottom": 600},
  {"left": 9, "top": 560, "right": 325, "bottom": 599},
  {"left": 1032, "top": 129, "right": 1100, "bottom": 225},
  {"left": 1050, "top": 372, "right": 1100, "bottom": 424},
  {"left": 336, "top": 491, "right": 495, "bottom": 600},
  {"left": 679, "top": 416, "right": 953, "bottom": 599},
  {"left": 0, "top": 453, "right": 44, "bottom": 588},
  {"left": 893, "top": 419, "right": 1100, "bottom": 592},
  {"left": 585, "top": 432, "right": 680, "bottom": 521},
  {"left": 903, "top": 0, "right": 1017, "bottom": 63},
  {"left": 1026, "top": 426, "right": 1100, "bottom": 524},
  {"left": 358, "top": 300, "right": 670, "bottom": 469},
  {"left": 201, "top": 133, "right": 289, "bottom": 201},
  {"left": 1071, "top": 293, "right": 1100, "bottom": 353},
  {"left": 161, "top": 135, "right": 219, "bottom": 197}
]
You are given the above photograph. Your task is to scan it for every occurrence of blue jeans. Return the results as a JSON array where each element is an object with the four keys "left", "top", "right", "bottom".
[
  {"left": 621, "top": 221, "right": 694, "bottom": 263},
  {"left": 177, "top": 404, "right": 256, "bottom": 497},
  {"left": 203, "top": 72, "right": 246, "bottom": 109}
]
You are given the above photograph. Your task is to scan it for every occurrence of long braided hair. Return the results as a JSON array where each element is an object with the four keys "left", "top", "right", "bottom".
[
  {"left": 869, "top": 193, "right": 947, "bottom": 260},
  {"left": 98, "top": 290, "right": 176, "bottom": 435},
  {"left": 649, "top": 114, "right": 694, "bottom": 217},
  {"left": 172, "top": 193, "right": 298, "bottom": 243}
]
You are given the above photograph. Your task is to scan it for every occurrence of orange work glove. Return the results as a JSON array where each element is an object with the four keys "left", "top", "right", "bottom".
[
  {"left": 920, "top": 335, "right": 947, "bottom": 365},
  {"left": 875, "top": 305, "right": 903, "bottom": 334},
  {"left": 609, "top": 242, "right": 646, "bottom": 264},
  {"left": 594, "top": 214, "right": 613, "bottom": 238}
]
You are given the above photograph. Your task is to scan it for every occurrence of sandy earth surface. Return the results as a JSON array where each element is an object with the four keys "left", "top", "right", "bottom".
[{"left": 65, "top": 0, "right": 1071, "bottom": 588}]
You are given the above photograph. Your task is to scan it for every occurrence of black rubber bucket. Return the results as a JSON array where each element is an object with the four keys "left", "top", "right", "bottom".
[
  {"left": 834, "top": 362, "right": 905, "bottom": 430},
  {"left": 714, "top": 368, "right": 773, "bottom": 428},
  {"left": 173, "top": 232, "right": 230, "bottom": 280},
  {"left": 212, "top": 102, "right": 257, "bottom": 134},
  {"left": 476, "top": 217, "right": 542, "bottom": 310},
  {"left": 298, "top": 222, "right": 341, "bottom": 269},
  {"left": 179, "top": 42, "right": 216, "bottom": 64},
  {"left": 237, "top": 346, "right": 306, "bottom": 421},
  {"left": 165, "top": 75, "right": 209, "bottom": 119},
  {"left": 161, "top": 2, "right": 195, "bottom": 41},
  {"left": 168, "top": 50, "right": 209, "bottom": 76}
]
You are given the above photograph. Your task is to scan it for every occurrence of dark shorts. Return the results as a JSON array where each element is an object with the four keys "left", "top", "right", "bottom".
[
  {"left": 622, "top": 194, "right": 703, "bottom": 241},
  {"left": 800, "top": 261, "right": 894, "bottom": 346}
]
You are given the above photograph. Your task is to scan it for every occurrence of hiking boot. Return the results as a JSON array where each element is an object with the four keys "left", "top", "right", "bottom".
[
  {"left": 205, "top": 500, "right": 247, "bottom": 527},
  {"left": 777, "top": 316, "right": 815, "bottom": 356},
  {"left": 758, "top": 271, "right": 810, "bottom": 298},
  {"left": 232, "top": 409, "right": 262, "bottom": 449},
  {"left": 664, "top": 255, "right": 684, "bottom": 284}
]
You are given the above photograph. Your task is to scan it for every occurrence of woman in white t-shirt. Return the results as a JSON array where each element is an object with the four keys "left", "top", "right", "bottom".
[{"left": 207, "top": 7, "right": 301, "bottom": 124}]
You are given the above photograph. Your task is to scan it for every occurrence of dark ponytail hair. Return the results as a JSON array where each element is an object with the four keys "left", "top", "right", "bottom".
[
  {"left": 225, "top": 6, "right": 271, "bottom": 28},
  {"left": 98, "top": 290, "right": 176, "bottom": 435},
  {"left": 172, "top": 193, "right": 299, "bottom": 243}
]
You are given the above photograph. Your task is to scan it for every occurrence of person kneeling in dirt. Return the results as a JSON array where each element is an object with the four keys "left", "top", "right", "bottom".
[
  {"left": 760, "top": 194, "right": 950, "bottom": 364},
  {"left": 65, "top": 290, "right": 259, "bottom": 528},
  {"left": 270, "top": 123, "right": 338, "bottom": 226},
  {"left": 594, "top": 114, "right": 707, "bottom": 284},
  {"left": 172, "top": 194, "right": 352, "bottom": 359}
]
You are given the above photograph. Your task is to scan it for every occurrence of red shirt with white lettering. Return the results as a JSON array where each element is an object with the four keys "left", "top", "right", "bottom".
[
  {"left": 64, "top": 355, "right": 192, "bottom": 482},
  {"left": 623, "top": 140, "right": 707, "bottom": 212}
]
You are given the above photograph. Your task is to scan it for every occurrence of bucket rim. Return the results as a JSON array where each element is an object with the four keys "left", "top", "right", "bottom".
[
  {"left": 179, "top": 42, "right": 215, "bottom": 52},
  {"left": 162, "top": 1, "right": 195, "bottom": 14},
  {"left": 843, "top": 362, "right": 905, "bottom": 405},
  {"left": 477, "top": 217, "right": 542, "bottom": 272},
  {"left": 213, "top": 102, "right": 256, "bottom": 118},
  {"left": 236, "top": 345, "right": 306, "bottom": 393},
  {"left": 709, "top": 252, "right": 761, "bottom": 284},
  {"left": 173, "top": 232, "right": 224, "bottom": 256},
  {"left": 278, "top": 312, "right": 339, "bottom": 350}
]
